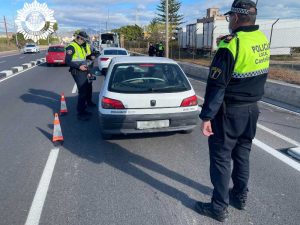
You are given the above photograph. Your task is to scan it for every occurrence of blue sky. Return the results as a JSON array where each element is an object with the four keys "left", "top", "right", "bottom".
[{"left": 1, "top": 0, "right": 300, "bottom": 33}]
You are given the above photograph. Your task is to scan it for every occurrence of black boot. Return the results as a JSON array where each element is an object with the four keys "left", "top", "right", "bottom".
[
  {"left": 195, "top": 202, "right": 228, "bottom": 222},
  {"left": 229, "top": 188, "right": 248, "bottom": 210}
]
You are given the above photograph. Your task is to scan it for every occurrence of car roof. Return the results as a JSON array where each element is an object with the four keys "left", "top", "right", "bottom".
[
  {"left": 102, "top": 47, "right": 127, "bottom": 51},
  {"left": 111, "top": 56, "right": 177, "bottom": 64}
]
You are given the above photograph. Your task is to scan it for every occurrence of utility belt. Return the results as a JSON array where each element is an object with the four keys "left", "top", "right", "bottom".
[{"left": 222, "top": 101, "right": 257, "bottom": 110}]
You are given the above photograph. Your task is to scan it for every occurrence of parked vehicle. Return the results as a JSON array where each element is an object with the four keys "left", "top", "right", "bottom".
[
  {"left": 98, "top": 56, "right": 200, "bottom": 139},
  {"left": 93, "top": 33, "right": 120, "bottom": 52},
  {"left": 46, "top": 45, "right": 66, "bottom": 66},
  {"left": 23, "top": 43, "right": 40, "bottom": 53},
  {"left": 98, "top": 47, "right": 129, "bottom": 74}
]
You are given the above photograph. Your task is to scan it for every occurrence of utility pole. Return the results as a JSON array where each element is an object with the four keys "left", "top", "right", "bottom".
[
  {"left": 165, "top": 0, "right": 169, "bottom": 58},
  {"left": 4, "top": 16, "right": 9, "bottom": 46}
]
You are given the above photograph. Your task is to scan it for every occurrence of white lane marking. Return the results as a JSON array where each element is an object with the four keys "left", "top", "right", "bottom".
[
  {"left": 253, "top": 139, "right": 300, "bottom": 172},
  {"left": 20, "top": 56, "right": 25, "bottom": 59},
  {"left": 0, "top": 60, "right": 6, "bottom": 63},
  {"left": 71, "top": 83, "right": 77, "bottom": 93},
  {"left": 260, "top": 101, "right": 300, "bottom": 116},
  {"left": 196, "top": 95, "right": 204, "bottom": 101},
  {"left": 196, "top": 92, "right": 300, "bottom": 146},
  {"left": 25, "top": 148, "right": 60, "bottom": 225},
  {"left": 0, "top": 62, "right": 45, "bottom": 84},
  {"left": 196, "top": 91, "right": 300, "bottom": 161},
  {"left": 257, "top": 124, "right": 300, "bottom": 147}
]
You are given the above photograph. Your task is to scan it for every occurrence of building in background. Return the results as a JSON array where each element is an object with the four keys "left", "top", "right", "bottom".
[{"left": 178, "top": 8, "right": 300, "bottom": 55}]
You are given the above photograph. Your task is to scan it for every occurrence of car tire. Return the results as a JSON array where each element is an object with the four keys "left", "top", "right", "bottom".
[
  {"left": 180, "top": 129, "right": 194, "bottom": 134},
  {"left": 46, "top": 63, "right": 51, "bottom": 67}
]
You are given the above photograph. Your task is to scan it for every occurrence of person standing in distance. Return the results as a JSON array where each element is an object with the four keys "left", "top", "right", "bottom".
[
  {"left": 148, "top": 42, "right": 156, "bottom": 56},
  {"left": 195, "top": 0, "right": 270, "bottom": 222},
  {"left": 65, "top": 31, "right": 92, "bottom": 121}
]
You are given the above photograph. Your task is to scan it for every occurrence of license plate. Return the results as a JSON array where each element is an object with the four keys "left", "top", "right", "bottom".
[
  {"left": 137, "top": 120, "right": 169, "bottom": 130},
  {"left": 54, "top": 60, "right": 63, "bottom": 63}
]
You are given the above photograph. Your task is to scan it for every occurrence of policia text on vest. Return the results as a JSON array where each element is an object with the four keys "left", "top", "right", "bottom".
[{"left": 251, "top": 43, "right": 270, "bottom": 64}]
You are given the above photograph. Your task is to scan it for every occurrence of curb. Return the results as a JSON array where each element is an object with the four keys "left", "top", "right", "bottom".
[
  {"left": 0, "top": 57, "right": 46, "bottom": 80},
  {"left": 287, "top": 147, "right": 300, "bottom": 161}
]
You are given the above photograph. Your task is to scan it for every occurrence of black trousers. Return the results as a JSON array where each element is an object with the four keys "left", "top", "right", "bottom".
[
  {"left": 208, "top": 102, "right": 259, "bottom": 211},
  {"left": 71, "top": 69, "right": 89, "bottom": 114},
  {"left": 86, "top": 82, "right": 93, "bottom": 104}
]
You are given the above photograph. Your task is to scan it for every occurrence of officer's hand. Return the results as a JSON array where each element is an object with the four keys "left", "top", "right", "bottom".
[
  {"left": 79, "top": 65, "right": 88, "bottom": 71},
  {"left": 201, "top": 121, "right": 214, "bottom": 137},
  {"left": 91, "top": 56, "right": 96, "bottom": 60}
]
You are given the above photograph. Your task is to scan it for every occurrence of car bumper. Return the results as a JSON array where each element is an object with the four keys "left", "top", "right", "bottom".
[
  {"left": 46, "top": 59, "right": 65, "bottom": 64},
  {"left": 99, "top": 111, "right": 200, "bottom": 134}
]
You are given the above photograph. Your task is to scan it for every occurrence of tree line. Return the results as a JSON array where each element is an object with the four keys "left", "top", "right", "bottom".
[{"left": 112, "top": 0, "right": 183, "bottom": 43}]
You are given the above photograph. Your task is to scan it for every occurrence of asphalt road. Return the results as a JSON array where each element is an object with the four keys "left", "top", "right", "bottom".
[
  {"left": 0, "top": 60, "right": 299, "bottom": 225},
  {"left": 0, "top": 50, "right": 47, "bottom": 71}
]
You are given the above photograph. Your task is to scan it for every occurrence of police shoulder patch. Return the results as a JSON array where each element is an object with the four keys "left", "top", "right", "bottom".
[
  {"left": 223, "top": 34, "right": 236, "bottom": 43},
  {"left": 67, "top": 49, "right": 73, "bottom": 55},
  {"left": 210, "top": 67, "right": 222, "bottom": 79}
]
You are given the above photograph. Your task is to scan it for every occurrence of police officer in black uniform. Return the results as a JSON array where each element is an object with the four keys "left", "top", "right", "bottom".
[
  {"left": 195, "top": 0, "right": 270, "bottom": 222},
  {"left": 148, "top": 42, "right": 156, "bottom": 56},
  {"left": 65, "top": 31, "right": 94, "bottom": 121}
]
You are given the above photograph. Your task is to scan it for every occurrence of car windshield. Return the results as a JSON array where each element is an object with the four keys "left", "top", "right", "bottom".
[
  {"left": 104, "top": 50, "right": 127, "bottom": 55},
  {"left": 108, "top": 63, "right": 191, "bottom": 93},
  {"left": 26, "top": 45, "right": 36, "bottom": 47},
  {"left": 48, "top": 47, "right": 65, "bottom": 52}
]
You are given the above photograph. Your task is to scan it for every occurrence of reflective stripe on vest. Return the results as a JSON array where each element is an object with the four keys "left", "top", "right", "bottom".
[
  {"left": 68, "top": 42, "right": 86, "bottom": 62},
  {"left": 218, "top": 30, "right": 270, "bottom": 79}
]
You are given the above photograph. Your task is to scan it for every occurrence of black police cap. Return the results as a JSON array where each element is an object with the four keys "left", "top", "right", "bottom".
[
  {"left": 77, "top": 31, "right": 89, "bottom": 41},
  {"left": 224, "top": 0, "right": 257, "bottom": 15}
]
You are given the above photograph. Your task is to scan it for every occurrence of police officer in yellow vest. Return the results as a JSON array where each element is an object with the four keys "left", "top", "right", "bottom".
[
  {"left": 65, "top": 31, "right": 94, "bottom": 121},
  {"left": 195, "top": 0, "right": 270, "bottom": 222}
]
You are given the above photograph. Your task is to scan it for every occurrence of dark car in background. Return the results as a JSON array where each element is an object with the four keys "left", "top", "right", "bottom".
[{"left": 46, "top": 45, "right": 66, "bottom": 66}]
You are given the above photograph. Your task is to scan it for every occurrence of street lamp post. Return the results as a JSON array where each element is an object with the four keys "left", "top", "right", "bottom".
[{"left": 165, "top": 0, "right": 169, "bottom": 58}]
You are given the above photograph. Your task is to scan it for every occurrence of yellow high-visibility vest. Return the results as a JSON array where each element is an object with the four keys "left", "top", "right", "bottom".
[
  {"left": 68, "top": 41, "right": 86, "bottom": 63},
  {"left": 218, "top": 30, "right": 270, "bottom": 78}
]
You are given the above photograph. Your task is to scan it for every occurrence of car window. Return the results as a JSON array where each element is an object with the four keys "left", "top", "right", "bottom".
[
  {"left": 104, "top": 50, "right": 127, "bottom": 55},
  {"left": 108, "top": 63, "right": 191, "bottom": 93},
  {"left": 26, "top": 44, "right": 36, "bottom": 47},
  {"left": 48, "top": 47, "right": 65, "bottom": 52}
]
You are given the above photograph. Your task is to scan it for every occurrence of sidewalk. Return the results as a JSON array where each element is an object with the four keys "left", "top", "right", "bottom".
[{"left": 0, "top": 49, "right": 21, "bottom": 56}]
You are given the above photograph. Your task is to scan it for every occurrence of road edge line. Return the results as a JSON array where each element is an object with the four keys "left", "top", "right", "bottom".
[
  {"left": 253, "top": 138, "right": 300, "bottom": 172},
  {"left": 24, "top": 147, "right": 60, "bottom": 225}
]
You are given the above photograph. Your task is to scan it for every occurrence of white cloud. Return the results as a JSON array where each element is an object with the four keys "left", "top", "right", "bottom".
[{"left": 45, "top": 0, "right": 300, "bottom": 31}]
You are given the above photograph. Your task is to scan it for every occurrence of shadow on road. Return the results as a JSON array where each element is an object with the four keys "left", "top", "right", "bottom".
[{"left": 21, "top": 88, "right": 211, "bottom": 211}]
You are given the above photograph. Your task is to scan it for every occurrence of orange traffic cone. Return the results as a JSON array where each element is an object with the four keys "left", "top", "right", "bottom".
[
  {"left": 60, "top": 92, "right": 68, "bottom": 116},
  {"left": 53, "top": 113, "right": 63, "bottom": 146}
]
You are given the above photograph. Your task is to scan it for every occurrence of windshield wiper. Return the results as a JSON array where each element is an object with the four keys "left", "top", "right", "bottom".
[{"left": 150, "top": 86, "right": 186, "bottom": 92}]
